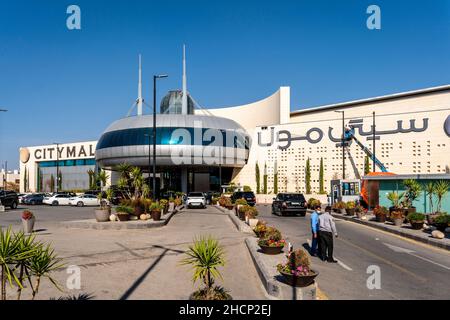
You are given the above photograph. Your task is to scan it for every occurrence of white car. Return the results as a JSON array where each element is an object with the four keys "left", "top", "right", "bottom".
[
  {"left": 43, "top": 194, "right": 72, "bottom": 206},
  {"left": 186, "top": 192, "right": 207, "bottom": 209},
  {"left": 69, "top": 194, "right": 108, "bottom": 207}
]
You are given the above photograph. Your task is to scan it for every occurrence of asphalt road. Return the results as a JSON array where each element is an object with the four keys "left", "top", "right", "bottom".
[{"left": 256, "top": 204, "right": 450, "bottom": 300}]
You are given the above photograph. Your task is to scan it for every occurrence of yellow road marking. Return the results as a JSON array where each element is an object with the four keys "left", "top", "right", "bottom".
[{"left": 316, "top": 286, "right": 329, "bottom": 300}]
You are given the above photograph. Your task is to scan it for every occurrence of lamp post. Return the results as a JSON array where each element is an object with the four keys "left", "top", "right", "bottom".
[
  {"left": 0, "top": 110, "right": 7, "bottom": 190},
  {"left": 372, "top": 111, "right": 376, "bottom": 173},
  {"left": 335, "top": 110, "right": 345, "bottom": 180},
  {"left": 153, "top": 74, "right": 168, "bottom": 200},
  {"left": 144, "top": 133, "right": 151, "bottom": 195},
  {"left": 54, "top": 142, "right": 60, "bottom": 193}
]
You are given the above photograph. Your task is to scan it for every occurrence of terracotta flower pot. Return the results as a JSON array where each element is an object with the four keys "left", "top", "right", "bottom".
[
  {"left": 346, "top": 208, "right": 355, "bottom": 216},
  {"left": 152, "top": 210, "right": 161, "bottom": 221},
  {"left": 117, "top": 214, "right": 129, "bottom": 221},
  {"left": 280, "top": 270, "right": 319, "bottom": 287},
  {"left": 393, "top": 218, "right": 403, "bottom": 227},
  {"left": 375, "top": 215, "right": 386, "bottom": 223},
  {"left": 259, "top": 244, "right": 284, "bottom": 255}
]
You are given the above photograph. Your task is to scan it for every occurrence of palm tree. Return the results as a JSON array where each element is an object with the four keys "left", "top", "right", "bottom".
[
  {"left": 424, "top": 182, "right": 435, "bottom": 213},
  {"left": 87, "top": 169, "right": 96, "bottom": 190},
  {"left": 130, "top": 167, "right": 144, "bottom": 199},
  {"left": 97, "top": 169, "right": 110, "bottom": 191},
  {"left": 434, "top": 180, "right": 449, "bottom": 213},
  {"left": 403, "top": 179, "right": 422, "bottom": 208},
  {"left": 115, "top": 163, "right": 132, "bottom": 180},
  {"left": 28, "top": 244, "right": 64, "bottom": 300},
  {"left": 181, "top": 236, "right": 225, "bottom": 292}
]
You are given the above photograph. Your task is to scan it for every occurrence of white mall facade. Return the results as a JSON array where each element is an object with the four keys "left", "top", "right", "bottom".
[{"left": 20, "top": 85, "right": 450, "bottom": 194}]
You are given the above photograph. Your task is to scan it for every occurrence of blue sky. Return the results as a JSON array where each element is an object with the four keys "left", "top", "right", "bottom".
[{"left": 0, "top": 0, "right": 449, "bottom": 169}]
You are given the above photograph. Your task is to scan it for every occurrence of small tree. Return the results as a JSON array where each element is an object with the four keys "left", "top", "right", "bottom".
[
  {"left": 255, "top": 163, "right": 260, "bottom": 194},
  {"left": 434, "top": 180, "right": 449, "bottom": 213},
  {"left": 57, "top": 172, "right": 62, "bottom": 191},
  {"left": 243, "top": 185, "right": 252, "bottom": 192},
  {"left": 319, "top": 157, "right": 325, "bottom": 194},
  {"left": 305, "top": 158, "right": 311, "bottom": 194},
  {"left": 274, "top": 173, "right": 278, "bottom": 195},
  {"left": 23, "top": 168, "right": 28, "bottom": 193},
  {"left": 50, "top": 174, "right": 55, "bottom": 193},
  {"left": 263, "top": 163, "right": 268, "bottom": 194},
  {"left": 364, "top": 156, "right": 371, "bottom": 175}
]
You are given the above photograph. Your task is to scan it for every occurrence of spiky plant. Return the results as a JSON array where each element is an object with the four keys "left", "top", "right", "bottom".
[
  {"left": 424, "top": 182, "right": 435, "bottom": 213},
  {"left": 434, "top": 180, "right": 449, "bottom": 213},
  {"left": 181, "top": 236, "right": 225, "bottom": 292}
]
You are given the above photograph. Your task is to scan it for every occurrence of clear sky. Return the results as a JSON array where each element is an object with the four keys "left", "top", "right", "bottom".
[{"left": 0, "top": 0, "right": 449, "bottom": 169}]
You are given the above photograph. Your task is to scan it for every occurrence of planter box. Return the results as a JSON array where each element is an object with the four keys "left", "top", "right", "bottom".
[
  {"left": 22, "top": 217, "right": 35, "bottom": 234},
  {"left": 279, "top": 270, "right": 319, "bottom": 287},
  {"left": 94, "top": 209, "right": 110, "bottom": 222}
]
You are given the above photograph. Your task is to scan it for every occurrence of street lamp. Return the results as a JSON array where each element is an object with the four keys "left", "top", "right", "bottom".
[
  {"left": 54, "top": 142, "right": 60, "bottom": 193},
  {"left": 372, "top": 111, "right": 376, "bottom": 173},
  {"left": 335, "top": 110, "right": 345, "bottom": 180},
  {"left": 152, "top": 74, "right": 168, "bottom": 200},
  {"left": 144, "top": 133, "right": 151, "bottom": 194},
  {"left": 0, "top": 109, "right": 7, "bottom": 112}
]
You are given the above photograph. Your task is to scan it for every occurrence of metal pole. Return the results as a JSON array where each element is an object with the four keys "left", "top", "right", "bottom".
[
  {"left": 4, "top": 161, "right": 7, "bottom": 190},
  {"left": 342, "top": 111, "right": 345, "bottom": 180},
  {"left": 219, "top": 142, "right": 222, "bottom": 192},
  {"left": 148, "top": 132, "right": 151, "bottom": 197},
  {"left": 153, "top": 76, "right": 157, "bottom": 200},
  {"left": 372, "top": 111, "right": 376, "bottom": 173},
  {"left": 56, "top": 143, "right": 59, "bottom": 193}
]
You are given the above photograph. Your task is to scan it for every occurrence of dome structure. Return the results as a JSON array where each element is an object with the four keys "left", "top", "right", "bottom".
[{"left": 160, "top": 90, "right": 195, "bottom": 115}]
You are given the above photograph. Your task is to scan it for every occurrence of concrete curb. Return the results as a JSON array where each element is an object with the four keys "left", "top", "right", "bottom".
[
  {"left": 245, "top": 237, "right": 317, "bottom": 300},
  {"left": 328, "top": 211, "right": 450, "bottom": 251},
  {"left": 213, "top": 205, "right": 254, "bottom": 234},
  {"left": 61, "top": 206, "right": 184, "bottom": 230}
]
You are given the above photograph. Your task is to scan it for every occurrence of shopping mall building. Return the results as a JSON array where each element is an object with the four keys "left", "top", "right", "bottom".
[{"left": 18, "top": 52, "right": 450, "bottom": 194}]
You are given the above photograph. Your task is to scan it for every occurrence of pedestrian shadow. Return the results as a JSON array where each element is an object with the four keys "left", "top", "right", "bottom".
[
  {"left": 119, "top": 244, "right": 185, "bottom": 300},
  {"left": 302, "top": 242, "right": 311, "bottom": 252}
]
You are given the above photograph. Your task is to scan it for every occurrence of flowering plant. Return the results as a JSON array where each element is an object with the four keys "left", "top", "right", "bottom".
[
  {"left": 258, "top": 238, "right": 286, "bottom": 247},
  {"left": 276, "top": 248, "right": 314, "bottom": 276},
  {"left": 22, "top": 210, "right": 34, "bottom": 220}
]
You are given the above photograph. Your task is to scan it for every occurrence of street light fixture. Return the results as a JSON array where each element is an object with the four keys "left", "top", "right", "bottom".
[
  {"left": 335, "top": 110, "right": 345, "bottom": 180},
  {"left": 54, "top": 142, "right": 60, "bottom": 193},
  {"left": 152, "top": 74, "right": 168, "bottom": 200}
]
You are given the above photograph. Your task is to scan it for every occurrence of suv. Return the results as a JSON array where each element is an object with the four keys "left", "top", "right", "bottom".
[
  {"left": 272, "top": 193, "right": 307, "bottom": 216},
  {"left": 0, "top": 190, "right": 19, "bottom": 209},
  {"left": 231, "top": 191, "right": 256, "bottom": 206},
  {"left": 186, "top": 192, "right": 207, "bottom": 209}
]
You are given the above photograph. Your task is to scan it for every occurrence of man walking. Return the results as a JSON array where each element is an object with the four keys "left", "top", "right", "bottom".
[
  {"left": 319, "top": 208, "right": 338, "bottom": 263},
  {"left": 310, "top": 205, "right": 321, "bottom": 256}
]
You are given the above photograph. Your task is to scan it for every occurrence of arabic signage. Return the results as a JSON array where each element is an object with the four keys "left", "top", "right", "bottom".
[
  {"left": 258, "top": 117, "right": 429, "bottom": 150},
  {"left": 32, "top": 143, "right": 96, "bottom": 161}
]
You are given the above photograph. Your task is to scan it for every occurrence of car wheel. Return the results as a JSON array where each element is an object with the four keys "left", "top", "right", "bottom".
[
  {"left": 52, "top": 201, "right": 59, "bottom": 206},
  {"left": 11, "top": 201, "right": 18, "bottom": 209},
  {"left": 77, "top": 201, "right": 84, "bottom": 207},
  {"left": 31, "top": 201, "right": 36, "bottom": 205}
]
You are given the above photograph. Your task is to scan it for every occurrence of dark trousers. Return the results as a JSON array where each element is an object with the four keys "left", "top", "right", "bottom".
[{"left": 319, "top": 231, "right": 334, "bottom": 261}]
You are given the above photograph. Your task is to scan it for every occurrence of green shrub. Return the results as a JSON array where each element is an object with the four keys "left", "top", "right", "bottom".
[
  {"left": 407, "top": 212, "right": 425, "bottom": 222},
  {"left": 346, "top": 201, "right": 355, "bottom": 209},
  {"left": 434, "top": 214, "right": 450, "bottom": 225},
  {"left": 115, "top": 205, "right": 134, "bottom": 214},
  {"left": 235, "top": 198, "right": 248, "bottom": 206}
]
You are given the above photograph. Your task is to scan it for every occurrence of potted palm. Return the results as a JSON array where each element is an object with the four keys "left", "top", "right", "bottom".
[
  {"left": 150, "top": 202, "right": 163, "bottom": 221},
  {"left": 115, "top": 205, "right": 133, "bottom": 221},
  {"left": 94, "top": 192, "right": 110, "bottom": 222},
  {"left": 407, "top": 212, "right": 425, "bottom": 230},
  {"left": 387, "top": 191, "right": 405, "bottom": 214},
  {"left": 433, "top": 214, "right": 450, "bottom": 232},
  {"left": 181, "top": 236, "right": 232, "bottom": 300},
  {"left": 258, "top": 227, "right": 286, "bottom": 255},
  {"left": 21, "top": 210, "right": 35, "bottom": 234},
  {"left": 435, "top": 180, "right": 449, "bottom": 214},
  {"left": 424, "top": 182, "right": 438, "bottom": 223},
  {"left": 403, "top": 179, "right": 421, "bottom": 216},
  {"left": 277, "top": 248, "right": 318, "bottom": 287}
]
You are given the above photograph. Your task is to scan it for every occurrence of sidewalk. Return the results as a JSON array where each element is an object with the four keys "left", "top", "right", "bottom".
[{"left": 328, "top": 211, "right": 450, "bottom": 251}]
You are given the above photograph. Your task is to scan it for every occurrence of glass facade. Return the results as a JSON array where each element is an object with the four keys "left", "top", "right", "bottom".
[
  {"left": 96, "top": 127, "right": 250, "bottom": 150},
  {"left": 37, "top": 158, "right": 95, "bottom": 192},
  {"left": 160, "top": 90, "right": 195, "bottom": 114}
]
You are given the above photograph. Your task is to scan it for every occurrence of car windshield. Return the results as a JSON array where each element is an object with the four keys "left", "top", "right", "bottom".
[
  {"left": 280, "top": 194, "right": 305, "bottom": 201},
  {"left": 188, "top": 193, "right": 204, "bottom": 197},
  {"left": 242, "top": 192, "right": 255, "bottom": 197}
]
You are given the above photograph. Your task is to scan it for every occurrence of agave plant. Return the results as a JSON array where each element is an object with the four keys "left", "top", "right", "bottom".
[
  {"left": 403, "top": 179, "right": 422, "bottom": 208},
  {"left": 434, "top": 180, "right": 449, "bottom": 213},
  {"left": 386, "top": 191, "right": 405, "bottom": 209},
  {"left": 181, "top": 236, "right": 225, "bottom": 292}
]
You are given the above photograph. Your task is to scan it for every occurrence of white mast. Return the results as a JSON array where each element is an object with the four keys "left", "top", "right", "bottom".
[
  {"left": 137, "top": 54, "right": 144, "bottom": 116},
  {"left": 182, "top": 44, "right": 188, "bottom": 115}
]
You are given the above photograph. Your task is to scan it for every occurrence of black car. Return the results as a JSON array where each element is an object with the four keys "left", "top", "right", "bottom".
[
  {"left": 0, "top": 190, "right": 19, "bottom": 209},
  {"left": 231, "top": 191, "right": 256, "bottom": 206},
  {"left": 23, "top": 193, "right": 45, "bottom": 205},
  {"left": 272, "top": 193, "right": 307, "bottom": 216}
]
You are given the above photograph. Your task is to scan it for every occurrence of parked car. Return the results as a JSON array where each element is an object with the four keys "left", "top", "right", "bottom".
[
  {"left": 43, "top": 194, "right": 72, "bottom": 206},
  {"left": 272, "top": 193, "right": 307, "bottom": 216},
  {"left": 0, "top": 190, "right": 19, "bottom": 209},
  {"left": 186, "top": 192, "right": 207, "bottom": 209},
  {"left": 231, "top": 191, "right": 256, "bottom": 206},
  {"left": 69, "top": 194, "right": 109, "bottom": 207},
  {"left": 23, "top": 193, "right": 45, "bottom": 205},
  {"left": 18, "top": 193, "right": 31, "bottom": 204}
]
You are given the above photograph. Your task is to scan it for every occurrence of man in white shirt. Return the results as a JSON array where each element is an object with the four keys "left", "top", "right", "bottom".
[{"left": 318, "top": 209, "right": 338, "bottom": 263}]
